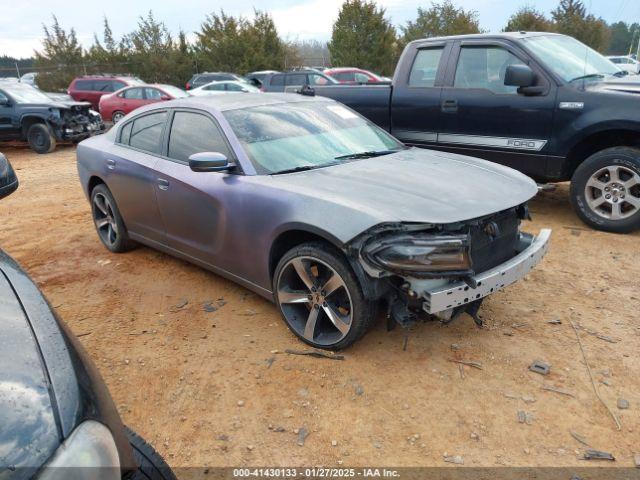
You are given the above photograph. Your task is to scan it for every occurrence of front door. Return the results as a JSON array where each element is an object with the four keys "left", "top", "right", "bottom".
[
  {"left": 0, "top": 90, "right": 17, "bottom": 136},
  {"left": 437, "top": 40, "right": 556, "bottom": 178},
  {"left": 153, "top": 109, "right": 237, "bottom": 263}
]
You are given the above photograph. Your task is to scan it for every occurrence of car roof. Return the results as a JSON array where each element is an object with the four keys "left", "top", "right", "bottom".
[{"left": 133, "top": 93, "right": 333, "bottom": 115}]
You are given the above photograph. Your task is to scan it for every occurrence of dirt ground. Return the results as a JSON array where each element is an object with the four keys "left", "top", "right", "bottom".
[{"left": 1, "top": 145, "right": 639, "bottom": 471}]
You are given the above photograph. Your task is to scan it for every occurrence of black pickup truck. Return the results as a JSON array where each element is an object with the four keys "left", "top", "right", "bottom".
[{"left": 312, "top": 32, "right": 640, "bottom": 233}]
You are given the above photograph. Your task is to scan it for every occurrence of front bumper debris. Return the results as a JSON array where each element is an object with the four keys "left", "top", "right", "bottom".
[{"left": 421, "top": 228, "right": 551, "bottom": 314}]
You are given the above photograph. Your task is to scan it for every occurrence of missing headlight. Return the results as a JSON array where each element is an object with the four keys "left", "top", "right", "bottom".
[{"left": 362, "top": 232, "right": 472, "bottom": 276}]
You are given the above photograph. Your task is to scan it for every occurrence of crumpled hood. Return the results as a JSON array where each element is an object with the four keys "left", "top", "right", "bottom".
[
  {"left": 267, "top": 148, "right": 538, "bottom": 225},
  {"left": 0, "top": 270, "right": 59, "bottom": 474}
]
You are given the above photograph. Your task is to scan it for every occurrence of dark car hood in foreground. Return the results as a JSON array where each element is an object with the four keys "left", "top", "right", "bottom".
[
  {"left": 267, "top": 148, "right": 538, "bottom": 225},
  {"left": 0, "top": 267, "right": 59, "bottom": 475}
]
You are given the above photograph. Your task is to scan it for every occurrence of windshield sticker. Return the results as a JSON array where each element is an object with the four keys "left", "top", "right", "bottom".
[{"left": 327, "top": 105, "right": 358, "bottom": 119}]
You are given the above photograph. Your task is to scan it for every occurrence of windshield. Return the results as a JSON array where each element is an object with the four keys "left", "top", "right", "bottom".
[
  {"left": 522, "top": 34, "right": 620, "bottom": 82},
  {"left": 223, "top": 101, "right": 404, "bottom": 174},
  {"left": 159, "top": 85, "right": 189, "bottom": 98},
  {"left": 2, "top": 83, "right": 52, "bottom": 103}
]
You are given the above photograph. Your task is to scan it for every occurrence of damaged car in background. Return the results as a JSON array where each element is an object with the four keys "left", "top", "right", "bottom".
[
  {"left": 0, "top": 81, "right": 103, "bottom": 153},
  {"left": 76, "top": 94, "right": 551, "bottom": 350}
]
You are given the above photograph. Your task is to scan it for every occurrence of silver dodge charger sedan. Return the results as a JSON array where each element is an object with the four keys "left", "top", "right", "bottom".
[{"left": 77, "top": 94, "right": 551, "bottom": 350}]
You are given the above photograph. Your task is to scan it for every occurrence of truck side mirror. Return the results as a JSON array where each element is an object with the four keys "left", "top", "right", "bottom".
[{"left": 504, "top": 64, "right": 535, "bottom": 88}]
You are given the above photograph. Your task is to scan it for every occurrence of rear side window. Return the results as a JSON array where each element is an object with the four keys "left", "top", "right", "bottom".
[
  {"left": 205, "top": 83, "right": 226, "bottom": 91},
  {"left": 168, "top": 111, "right": 232, "bottom": 162},
  {"left": 409, "top": 48, "right": 444, "bottom": 87},
  {"left": 123, "top": 88, "right": 144, "bottom": 99},
  {"left": 124, "top": 111, "right": 167, "bottom": 154},
  {"left": 74, "top": 80, "right": 93, "bottom": 91},
  {"left": 119, "top": 122, "right": 133, "bottom": 144},
  {"left": 270, "top": 74, "right": 284, "bottom": 86}
]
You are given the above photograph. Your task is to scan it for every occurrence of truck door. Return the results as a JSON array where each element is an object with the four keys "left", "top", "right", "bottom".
[
  {"left": 437, "top": 40, "right": 556, "bottom": 179},
  {"left": 390, "top": 42, "right": 450, "bottom": 147}
]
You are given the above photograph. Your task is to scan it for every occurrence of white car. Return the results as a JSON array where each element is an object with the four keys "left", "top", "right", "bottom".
[
  {"left": 607, "top": 56, "right": 640, "bottom": 74},
  {"left": 189, "top": 80, "right": 261, "bottom": 96}
]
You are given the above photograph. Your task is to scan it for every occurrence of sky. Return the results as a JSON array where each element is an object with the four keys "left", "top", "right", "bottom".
[{"left": 2, "top": 0, "right": 638, "bottom": 58}]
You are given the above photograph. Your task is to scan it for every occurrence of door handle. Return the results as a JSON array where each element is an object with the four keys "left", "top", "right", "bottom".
[
  {"left": 157, "top": 178, "right": 169, "bottom": 191},
  {"left": 106, "top": 159, "right": 116, "bottom": 170},
  {"left": 441, "top": 99, "right": 458, "bottom": 113}
]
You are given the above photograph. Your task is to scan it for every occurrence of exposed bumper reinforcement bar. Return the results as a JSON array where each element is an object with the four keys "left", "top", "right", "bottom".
[{"left": 422, "top": 229, "right": 551, "bottom": 314}]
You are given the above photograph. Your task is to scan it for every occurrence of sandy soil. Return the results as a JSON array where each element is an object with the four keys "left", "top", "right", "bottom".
[{"left": 1, "top": 145, "right": 639, "bottom": 471}]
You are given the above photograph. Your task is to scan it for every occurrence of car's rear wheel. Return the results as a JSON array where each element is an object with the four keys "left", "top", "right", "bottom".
[
  {"left": 112, "top": 111, "right": 125, "bottom": 123},
  {"left": 273, "top": 242, "right": 375, "bottom": 350},
  {"left": 90, "top": 184, "right": 136, "bottom": 252},
  {"left": 570, "top": 147, "right": 640, "bottom": 233},
  {"left": 124, "top": 427, "right": 176, "bottom": 480},
  {"left": 27, "top": 123, "right": 56, "bottom": 154}
]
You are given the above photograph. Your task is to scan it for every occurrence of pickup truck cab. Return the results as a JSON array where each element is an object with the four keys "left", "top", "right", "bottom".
[{"left": 313, "top": 32, "right": 640, "bottom": 233}]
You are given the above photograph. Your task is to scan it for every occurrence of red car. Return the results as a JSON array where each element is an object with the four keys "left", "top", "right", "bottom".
[
  {"left": 67, "top": 75, "right": 144, "bottom": 110},
  {"left": 99, "top": 84, "right": 188, "bottom": 123},
  {"left": 323, "top": 67, "right": 388, "bottom": 84}
]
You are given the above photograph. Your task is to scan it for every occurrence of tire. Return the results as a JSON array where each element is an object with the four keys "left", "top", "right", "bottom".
[
  {"left": 570, "top": 146, "right": 640, "bottom": 233},
  {"left": 273, "top": 241, "right": 375, "bottom": 350},
  {"left": 90, "top": 183, "right": 136, "bottom": 252},
  {"left": 112, "top": 111, "right": 125, "bottom": 123},
  {"left": 27, "top": 123, "right": 56, "bottom": 154},
  {"left": 124, "top": 427, "right": 177, "bottom": 480}
]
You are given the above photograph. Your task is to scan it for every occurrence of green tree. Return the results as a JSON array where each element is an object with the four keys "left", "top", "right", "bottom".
[
  {"left": 34, "top": 16, "right": 85, "bottom": 91},
  {"left": 607, "top": 21, "right": 639, "bottom": 55},
  {"left": 196, "top": 10, "right": 288, "bottom": 73},
  {"left": 328, "top": 0, "right": 398, "bottom": 76},
  {"left": 551, "top": 0, "right": 609, "bottom": 51},
  {"left": 400, "top": 1, "right": 480, "bottom": 45},
  {"left": 87, "top": 17, "right": 126, "bottom": 73},
  {"left": 504, "top": 6, "right": 553, "bottom": 32},
  {"left": 125, "top": 11, "right": 178, "bottom": 83}
]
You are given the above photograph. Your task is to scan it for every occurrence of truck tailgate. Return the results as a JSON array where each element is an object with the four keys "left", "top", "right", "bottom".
[{"left": 313, "top": 84, "right": 393, "bottom": 131}]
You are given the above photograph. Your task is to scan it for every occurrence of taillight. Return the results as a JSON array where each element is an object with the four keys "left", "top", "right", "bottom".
[
  {"left": 186, "top": 83, "right": 191, "bottom": 90},
  {"left": 259, "top": 86, "right": 265, "bottom": 92}
]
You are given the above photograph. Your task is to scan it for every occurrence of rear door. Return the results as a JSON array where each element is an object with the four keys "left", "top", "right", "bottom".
[
  {"left": 436, "top": 39, "right": 556, "bottom": 177},
  {"left": 122, "top": 87, "right": 147, "bottom": 113},
  {"left": 153, "top": 109, "right": 238, "bottom": 262},
  {"left": 390, "top": 41, "right": 450, "bottom": 146},
  {"left": 106, "top": 110, "right": 167, "bottom": 243}
]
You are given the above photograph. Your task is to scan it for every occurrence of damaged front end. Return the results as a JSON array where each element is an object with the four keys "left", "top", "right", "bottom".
[
  {"left": 48, "top": 104, "right": 104, "bottom": 142},
  {"left": 348, "top": 204, "right": 551, "bottom": 328}
]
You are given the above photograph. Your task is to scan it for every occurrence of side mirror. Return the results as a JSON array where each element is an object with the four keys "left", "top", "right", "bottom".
[
  {"left": 297, "top": 84, "right": 316, "bottom": 96},
  {"left": 0, "top": 97, "right": 9, "bottom": 106},
  {"left": 0, "top": 153, "right": 19, "bottom": 199},
  {"left": 504, "top": 64, "right": 535, "bottom": 88},
  {"left": 160, "top": 95, "right": 171, "bottom": 101},
  {"left": 188, "top": 152, "right": 234, "bottom": 172}
]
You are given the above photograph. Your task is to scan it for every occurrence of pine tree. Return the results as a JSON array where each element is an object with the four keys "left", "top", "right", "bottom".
[
  {"left": 328, "top": 0, "right": 398, "bottom": 76},
  {"left": 504, "top": 6, "right": 553, "bottom": 32},
  {"left": 400, "top": 1, "right": 480, "bottom": 45}
]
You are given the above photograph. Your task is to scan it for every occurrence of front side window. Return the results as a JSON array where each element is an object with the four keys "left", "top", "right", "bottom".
[
  {"left": 145, "top": 88, "right": 162, "bottom": 100},
  {"left": 454, "top": 46, "right": 525, "bottom": 94},
  {"left": 0, "top": 91, "right": 8, "bottom": 103},
  {"left": 168, "top": 111, "right": 232, "bottom": 162},
  {"left": 333, "top": 72, "right": 354, "bottom": 82},
  {"left": 409, "top": 48, "right": 443, "bottom": 87},
  {"left": 224, "top": 101, "right": 404, "bottom": 174},
  {"left": 112, "top": 81, "right": 126, "bottom": 91},
  {"left": 205, "top": 83, "right": 226, "bottom": 91},
  {"left": 285, "top": 74, "right": 306, "bottom": 86},
  {"left": 123, "top": 88, "right": 144, "bottom": 99},
  {"left": 92, "top": 80, "right": 111, "bottom": 92},
  {"left": 309, "top": 74, "right": 330, "bottom": 85},
  {"left": 126, "top": 111, "right": 167, "bottom": 154}
]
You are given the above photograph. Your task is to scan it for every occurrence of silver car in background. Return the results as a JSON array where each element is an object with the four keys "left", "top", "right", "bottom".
[{"left": 76, "top": 94, "right": 550, "bottom": 350}]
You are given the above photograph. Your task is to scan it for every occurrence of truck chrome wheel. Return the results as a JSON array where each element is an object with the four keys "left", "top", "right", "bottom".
[
  {"left": 584, "top": 164, "right": 640, "bottom": 220},
  {"left": 92, "top": 192, "right": 119, "bottom": 247},
  {"left": 276, "top": 256, "right": 353, "bottom": 346}
]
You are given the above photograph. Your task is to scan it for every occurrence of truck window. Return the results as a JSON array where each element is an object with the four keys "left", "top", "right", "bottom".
[
  {"left": 409, "top": 48, "right": 443, "bottom": 87},
  {"left": 454, "top": 46, "right": 525, "bottom": 94}
]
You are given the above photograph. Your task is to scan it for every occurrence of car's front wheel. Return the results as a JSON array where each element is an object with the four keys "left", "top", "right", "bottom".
[
  {"left": 273, "top": 242, "right": 375, "bottom": 350},
  {"left": 570, "top": 147, "right": 640, "bottom": 233},
  {"left": 124, "top": 427, "right": 176, "bottom": 480},
  {"left": 90, "top": 184, "right": 136, "bottom": 252},
  {"left": 27, "top": 123, "right": 56, "bottom": 154}
]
